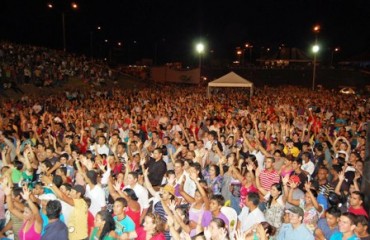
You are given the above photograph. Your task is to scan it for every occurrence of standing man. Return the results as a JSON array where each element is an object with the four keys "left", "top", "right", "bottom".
[
  {"left": 41, "top": 200, "right": 68, "bottom": 240},
  {"left": 144, "top": 148, "right": 167, "bottom": 187},
  {"left": 257, "top": 157, "right": 280, "bottom": 192},
  {"left": 42, "top": 175, "right": 88, "bottom": 240}
]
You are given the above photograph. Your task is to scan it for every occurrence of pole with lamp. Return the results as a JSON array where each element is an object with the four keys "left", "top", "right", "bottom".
[
  {"left": 312, "top": 44, "right": 319, "bottom": 91},
  {"left": 311, "top": 25, "right": 320, "bottom": 91},
  {"left": 47, "top": 2, "right": 78, "bottom": 52},
  {"left": 196, "top": 43, "right": 205, "bottom": 80},
  {"left": 330, "top": 47, "right": 340, "bottom": 67}
]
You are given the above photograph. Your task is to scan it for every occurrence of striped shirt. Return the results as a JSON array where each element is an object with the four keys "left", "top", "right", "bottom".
[{"left": 259, "top": 169, "right": 280, "bottom": 191}]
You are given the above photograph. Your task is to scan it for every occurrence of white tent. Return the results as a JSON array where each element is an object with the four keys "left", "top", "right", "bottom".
[{"left": 207, "top": 71, "right": 254, "bottom": 97}]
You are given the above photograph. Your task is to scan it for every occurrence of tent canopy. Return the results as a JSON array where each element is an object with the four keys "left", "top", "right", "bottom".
[{"left": 207, "top": 71, "right": 253, "bottom": 97}]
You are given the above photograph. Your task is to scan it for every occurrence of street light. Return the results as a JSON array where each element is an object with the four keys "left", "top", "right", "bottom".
[
  {"left": 330, "top": 47, "right": 340, "bottom": 66},
  {"left": 47, "top": 2, "right": 78, "bottom": 52},
  {"left": 312, "top": 44, "right": 320, "bottom": 91},
  {"left": 196, "top": 43, "right": 205, "bottom": 80},
  {"left": 243, "top": 43, "right": 253, "bottom": 65}
]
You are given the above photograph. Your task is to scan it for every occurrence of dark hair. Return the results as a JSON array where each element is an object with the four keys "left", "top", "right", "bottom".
[
  {"left": 46, "top": 200, "right": 62, "bottom": 219},
  {"left": 210, "top": 164, "right": 220, "bottom": 176},
  {"left": 341, "top": 212, "right": 357, "bottom": 226},
  {"left": 190, "top": 162, "right": 203, "bottom": 180},
  {"left": 84, "top": 197, "right": 92, "bottom": 208},
  {"left": 62, "top": 183, "right": 72, "bottom": 191},
  {"left": 42, "top": 160, "right": 53, "bottom": 171},
  {"left": 260, "top": 222, "right": 277, "bottom": 236},
  {"left": 267, "top": 183, "right": 283, "bottom": 208},
  {"left": 356, "top": 215, "right": 369, "bottom": 228},
  {"left": 247, "top": 192, "right": 260, "bottom": 206},
  {"left": 123, "top": 188, "right": 138, "bottom": 201},
  {"left": 128, "top": 171, "right": 139, "bottom": 180},
  {"left": 210, "top": 195, "right": 225, "bottom": 207},
  {"left": 115, "top": 197, "right": 128, "bottom": 207},
  {"left": 326, "top": 207, "right": 341, "bottom": 218},
  {"left": 86, "top": 170, "right": 98, "bottom": 185},
  {"left": 52, "top": 175, "right": 63, "bottom": 188},
  {"left": 14, "top": 160, "right": 24, "bottom": 171},
  {"left": 351, "top": 191, "right": 365, "bottom": 202},
  {"left": 59, "top": 166, "right": 67, "bottom": 176},
  {"left": 175, "top": 206, "right": 190, "bottom": 231},
  {"left": 97, "top": 210, "right": 116, "bottom": 240},
  {"left": 292, "top": 158, "right": 302, "bottom": 166}
]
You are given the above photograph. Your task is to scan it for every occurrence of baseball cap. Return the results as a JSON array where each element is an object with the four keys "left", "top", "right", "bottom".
[
  {"left": 72, "top": 185, "right": 86, "bottom": 196},
  {"left": 39, "top": 193, "right": 57, "bottom": 201},
  {"left": 286, "top": 206, "right": 304, "bottom": 217},
  {"left": 163, "top": 184, "right": 175, "bottom": 196},
  {"left": 289, "top": 175, "right": 301, "bottom": 184}
]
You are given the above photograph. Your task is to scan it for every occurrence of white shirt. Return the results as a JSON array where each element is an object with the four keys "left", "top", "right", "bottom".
[
  {"left": 301, "top": 160, "right": 315, "bottom": 178},
  {"left": 238, "top": 206, "right": 266, "bottom": 233},
  {"left": 251, "top": 150, "right": 265, "bottom": 169},
  {"left": 60, "top": 199, "right": 74, "bottom": 224},
  {"left": 86, "top": 184, "right": 106, "bottom": 217}
]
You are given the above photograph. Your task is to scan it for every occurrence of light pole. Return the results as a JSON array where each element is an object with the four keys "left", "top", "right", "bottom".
[
  {"left": 312, "top": 45, "right": 319, "bottom": 91},
  {"left": 90, "top": 26, "right": 102, "bottom": 59},
  {"left": 236, "top": 48, "right": 242, "bottom": 65},
  {"left": 330, "top": 47, "right": 340, "bottom": 66},
  {"left": 48, "top": 2, "right": 78, "bottom": 52},
  {"left": 245, "top": 43, "right": 253, "bottom": 64},
  {"left": 196, "top": 43, "right": 205, "bottom": 78}
]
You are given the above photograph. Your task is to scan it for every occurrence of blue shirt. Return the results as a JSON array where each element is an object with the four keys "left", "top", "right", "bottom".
[
  {"left": 40, "top": 211, "right": 65, "bottom": 235},
  {"left": 113, "top": 215, "right": 135, "bottom": 236},
  {"left": 277, "top": 223, "right": 314, "bottom": 240},
  {"left": 41, "top": 219, "right": 68, "bottom": 240},
  {"left": 317, "top": 218, "right": 339, "bottom": 240},
  {"left": 330, "top": 232, "right": 359, "bottom": 240}
]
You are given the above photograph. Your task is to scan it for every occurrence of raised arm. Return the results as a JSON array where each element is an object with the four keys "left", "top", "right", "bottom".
[
  {"left": 304, "top": 182, "right": 322, "bottom": 212},
  {"left": 143, "top": 167, "right": 158, "bottom": 197},
  {"left": 287, "top": 181, "right": 300, "bottom": 206},
  {"left": 41, "top": 175, "right": 75, "bottom": 206},
  {"left": 21, "top": 187, "right": 43, "bottom": 232}
]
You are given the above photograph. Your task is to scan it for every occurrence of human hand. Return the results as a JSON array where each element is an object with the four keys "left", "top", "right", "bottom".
[
  {"left": 289, "top": 180, "right": 298, "bottom": 189},
  {"left": 21, "top": 186, "right": 31, "bottom": 201},
  {"left": 282, "top": 175, "right": 290, "bottom": 186},
  {"left": 338, "top": 171, "right": 345, "bottom": 182}
]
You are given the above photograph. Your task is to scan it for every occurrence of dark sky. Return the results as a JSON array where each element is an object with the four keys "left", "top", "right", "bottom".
[{"left": 1, "top": 0, "right": 370, "bottom": 64}]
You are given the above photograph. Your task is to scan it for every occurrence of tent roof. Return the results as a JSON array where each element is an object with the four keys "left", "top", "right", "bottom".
[{"left": 208, "top": 71, "right": 253, "bottom": 87}]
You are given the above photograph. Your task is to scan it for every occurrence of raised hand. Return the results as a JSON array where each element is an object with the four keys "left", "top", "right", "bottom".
[{"left": 21, "top": 186, "right": 31, "bottom": 201}]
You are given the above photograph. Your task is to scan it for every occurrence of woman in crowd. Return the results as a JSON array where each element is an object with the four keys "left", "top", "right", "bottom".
[
  {"left": 136, "top": 213, "right": 166, "bottom": 240},
  {"left": 4, "top": 185, "right": 42, "bottom": 240},
  {"left": 90, "top": 210, "right": 117, "bottom": 240}
]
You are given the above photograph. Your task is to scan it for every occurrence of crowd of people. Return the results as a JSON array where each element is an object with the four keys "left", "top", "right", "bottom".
[
  {"left": 0, "top": 55, "right": 369, "bottom": 240},
  {"left": 0, "top": 42, "right": 115, "bottom": 90}
]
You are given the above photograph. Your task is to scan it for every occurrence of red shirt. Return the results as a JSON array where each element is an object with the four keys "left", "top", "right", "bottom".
[
  {"left": 348, "top": 206, "right": 369, "bottom": 218},
  {"left": 136, "top": 227, "right": 165, "bottom": 240},
  {"left": 87, "top": 211, "right": 95, "bottom": 236}
]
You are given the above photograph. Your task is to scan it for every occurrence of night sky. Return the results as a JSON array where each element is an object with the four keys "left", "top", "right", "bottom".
[{"left": 1, "top": 0, "right": 370, "bottom": 65}]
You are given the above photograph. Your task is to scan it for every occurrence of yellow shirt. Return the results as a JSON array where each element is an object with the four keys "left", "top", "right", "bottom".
[{"left": 68, "top": 198, "right": 88, "bottom": 240}]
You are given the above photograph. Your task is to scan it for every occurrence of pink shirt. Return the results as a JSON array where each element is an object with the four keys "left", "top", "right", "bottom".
[{"left": 19, "top": 221, "right": 41, "bottom": 240}]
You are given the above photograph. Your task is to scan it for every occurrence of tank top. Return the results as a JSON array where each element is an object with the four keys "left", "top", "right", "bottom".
[
  {"left": 189, "top": 204, "right": 204, "bottom": 237},
  {"left": 18, "top": 221, "right": 41, "bottom": 240},
  {"left": 126, "top": 206, "right": 141, "bottom": 229}
]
